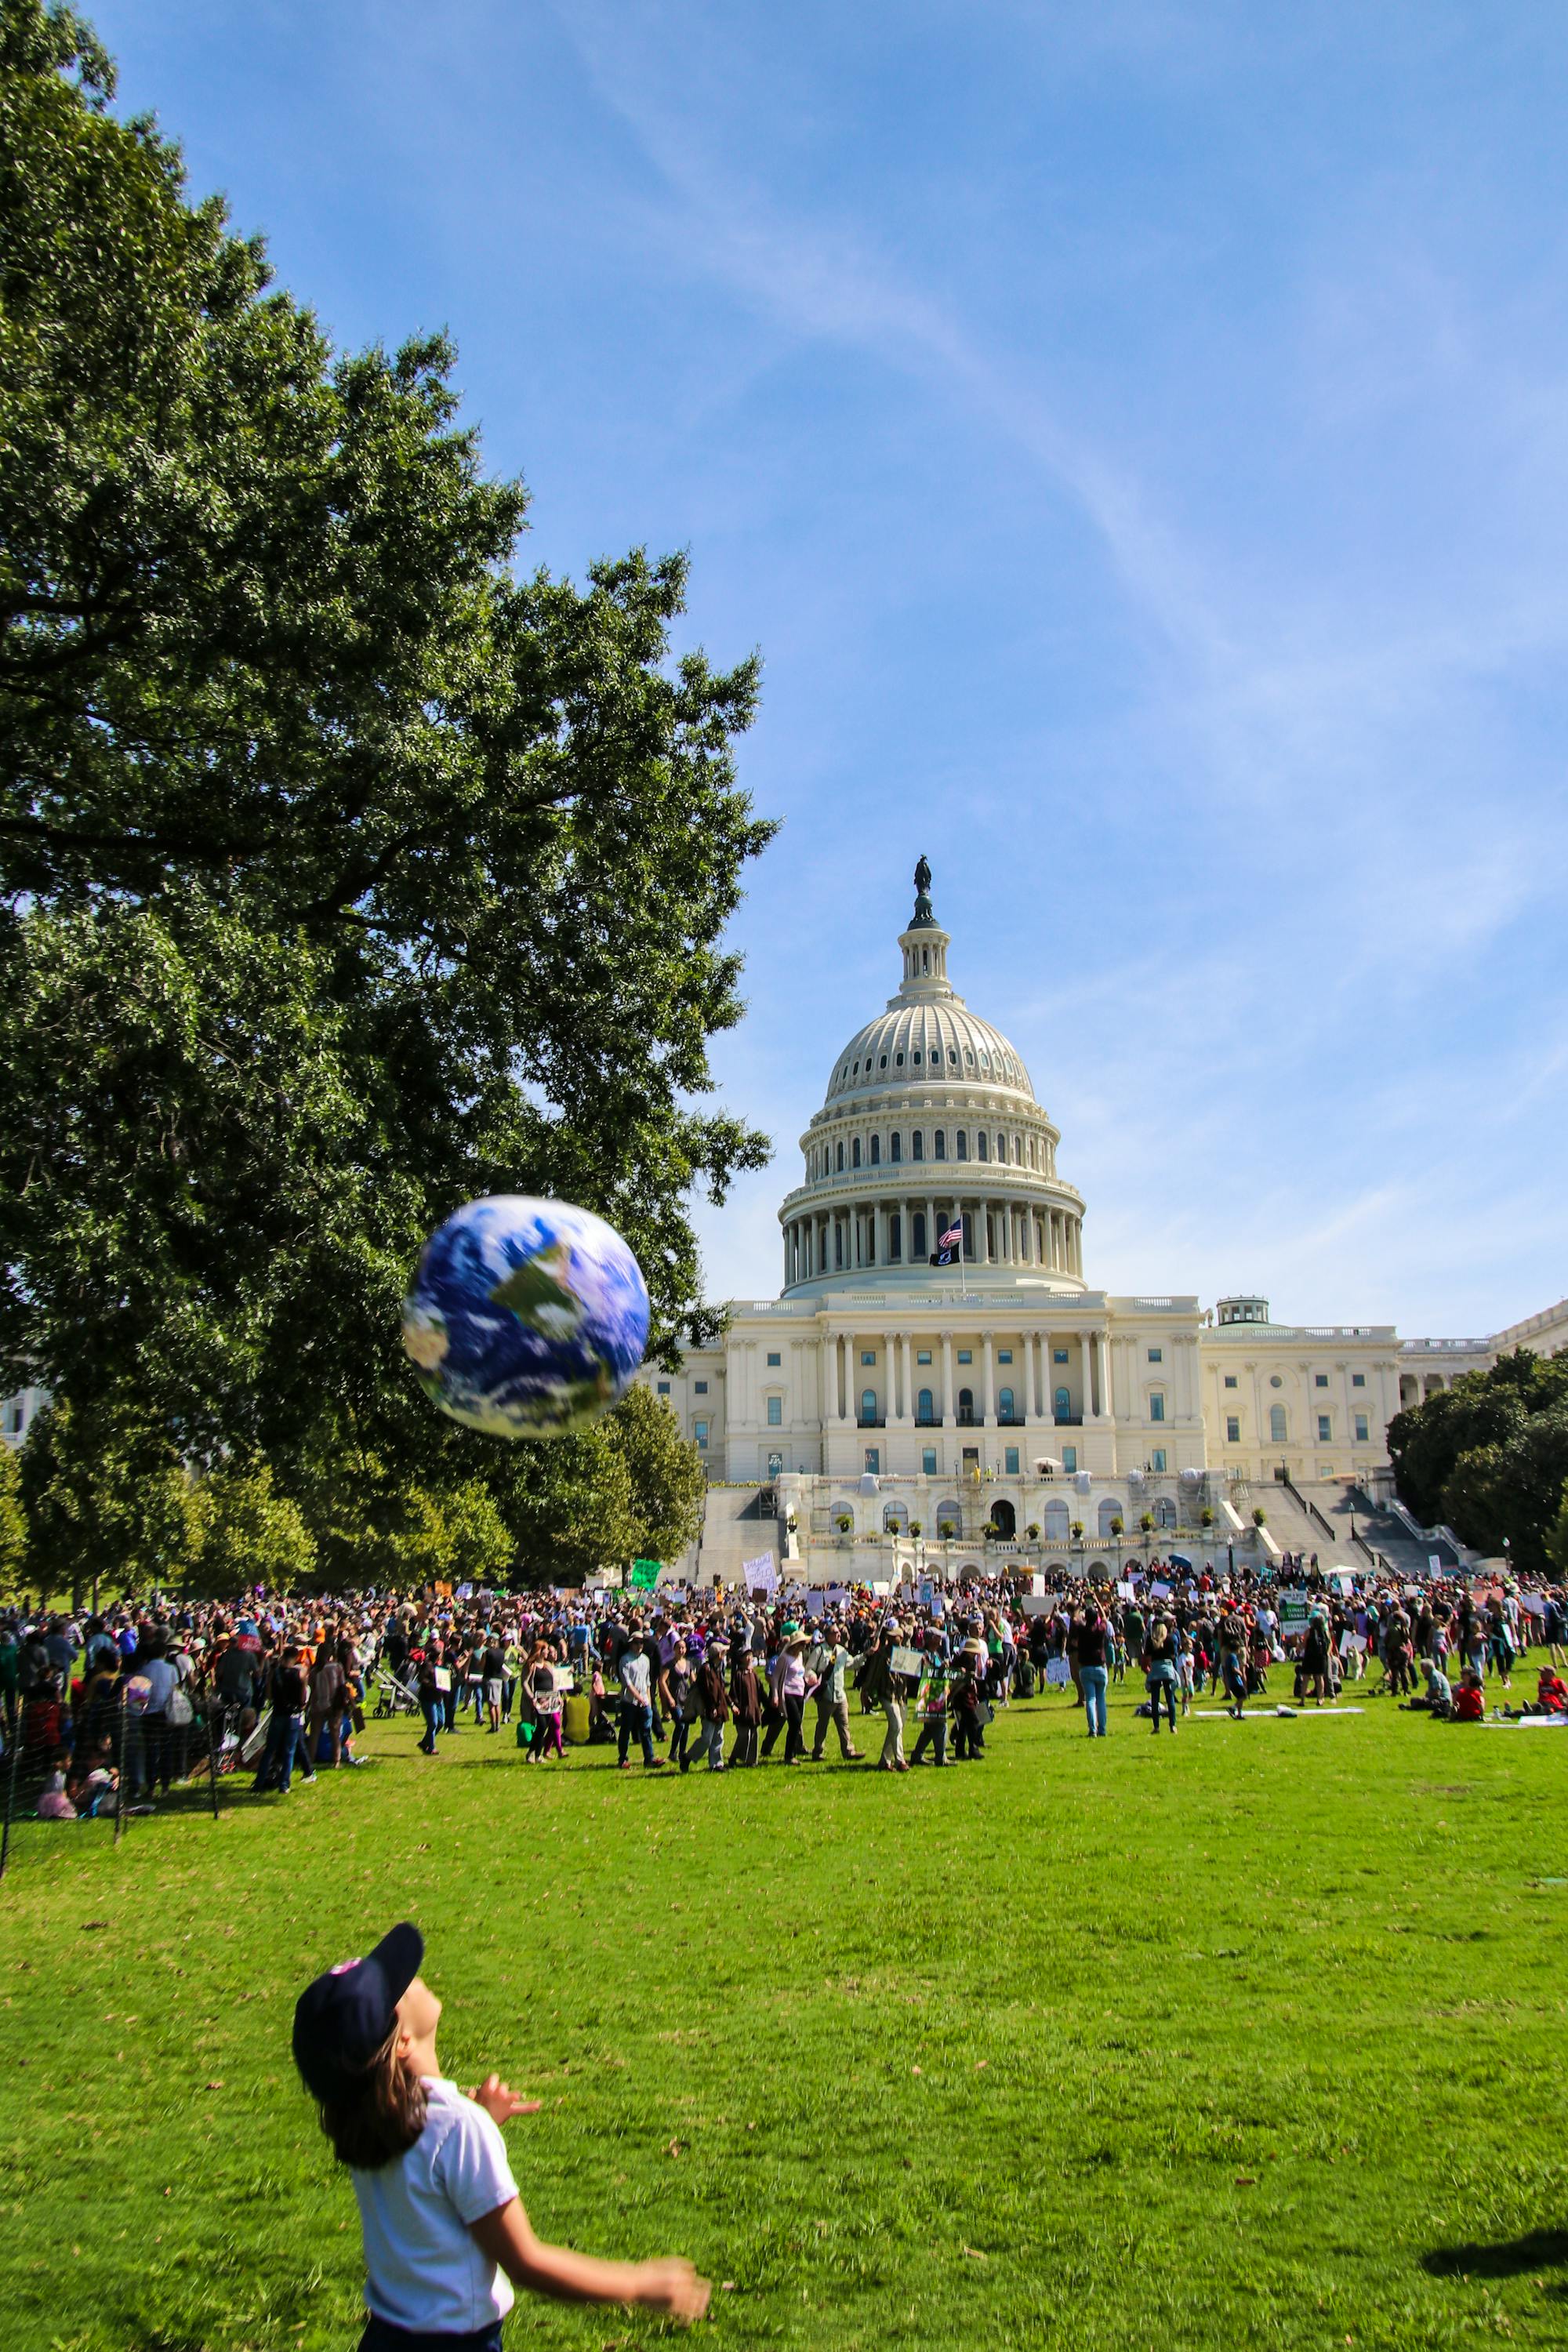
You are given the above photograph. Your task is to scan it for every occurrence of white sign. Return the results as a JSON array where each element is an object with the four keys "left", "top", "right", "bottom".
[
  {"left": 891, "top": 1646, "right": 924, "bottom": 1678},
  {"left": 744, "top": 1555, "right": 778, "bottom": 1596},
  {"left": 1428, "top": 1553, "right": 1442, "bottom": 1573},
  {"left": 804, "top": 1588, "right": 827, "bottom": 1617},
  {"left": 1116, "top": 1580, "right": 1134, "bottom": 1599},
  {"left": 826, "top": 1587, "right": 849, "bottom": 1610}
]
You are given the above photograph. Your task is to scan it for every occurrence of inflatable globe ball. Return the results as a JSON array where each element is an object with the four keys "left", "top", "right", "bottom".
[{"left": 401, "top": 1196, "right": 651, "bottom": 1439}]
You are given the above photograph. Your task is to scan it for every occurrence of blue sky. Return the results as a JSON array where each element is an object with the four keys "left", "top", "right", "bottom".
[{"left": 91, "top": 0, "right": 1568, "bottom": 1337}]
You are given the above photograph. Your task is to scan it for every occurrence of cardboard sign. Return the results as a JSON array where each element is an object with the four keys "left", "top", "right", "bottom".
[
  {"left": 804, "top": 1589, "right": 826, "bottom": 1617},
  {"left": 892, "top": 1646, "right": 924, "bottom": 1678}
]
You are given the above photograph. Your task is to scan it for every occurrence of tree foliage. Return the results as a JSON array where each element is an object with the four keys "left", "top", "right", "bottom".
[
  {"left": 600, "top": 1382, "right": 706, "bottom": 1569},
  {"left": 17, "top": 1396, "right": 198, "bottom": 1603},
  {"left": 0, "top": 1443, "right": 25, "bottom": 1592},
  {"left": 185, "top": 1461, "right": 316, "bottom": 1600},
  {"left": 1388, "top": 1348, "right": 1568, "bottom": 1573},
  {"left": 0, "top": 1, "right": 773, "bottom": 1483}
]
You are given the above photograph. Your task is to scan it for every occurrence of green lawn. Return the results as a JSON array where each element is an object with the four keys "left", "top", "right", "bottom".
[{"left": 1, "top": 1690, "right": 1565, "bottom": 2352}]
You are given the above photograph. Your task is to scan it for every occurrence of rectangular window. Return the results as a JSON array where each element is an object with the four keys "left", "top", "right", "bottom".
[
  {"left": 1317, "top": 1414, "right": 1331, "bottom": 1442},
  {"left": 1004, "top": 1446, "right": 1020, "bottom": 1475},
  {"left": 1223, "top": 1374, "right": 1237, "bottom": 1389},
  {"left": 1225, "top": 1415, "right": 1240, "bottom": 1443},
  {"left": 916, "top": 1350, "right": 932, "bottom": 1366},
  {"left": 1054, "top": 1348, "right": 1069, "bottom": 1365},
  {"left": 766, "top": 1396, "right": 782, "bottom": 1426},
  {"left": 766, "top": 1351, "right": 781, "bottom": 1367},
  {"left": 921, "top": 1446, "right": 938, "bottom": 1475},
  {"left": 1315, "top": 1373, "right": 1328, "bottom": 1388},
  {"left": 861, "top": 1350, "right": 876, "bottom": 1367},
  {"left": 1352, "top": 1372, "right": 1366, "bottom": 1388},
  {"left": 1149, "top": 1393, "right": 1165, "bottom": 1422},
  {"left": 957, "top": 1349, "right": 972, "bottom": 1365},
  {"left": 864, "top": 1447, "right": 880, "bottom": 1475},
  {"left": 694, "top": 1420, "right": 709, "bottom": 1449},
  {"left": 657, "top": 1381, "right": 670, "bottom": 1396},
  {"left": 913, "top": 1131, "right": 924, "bottom": 1161},
  {"left": 1148, "top": 1346, "right": 1163, "bottom": 1363},
  {"left": 695, "top": 1380, "right": 708, "bottom": 1394},
  {"left": 1151, "top": 1448, "right": 1167, "bottom": 1473},
  {"left": 1355, "top": 1414, "right": 1370, "bottom": 1442},
  {"left": 998, "top": 1348, "right": 1013, "bottom": 1364},
  {"left": 1062, "top": 1446, "right": 1077, "bottom": 1472}
]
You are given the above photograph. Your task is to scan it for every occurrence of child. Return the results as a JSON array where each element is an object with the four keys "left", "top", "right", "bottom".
[{"left": 293, "top": 1922, "right": 708, "bottom": 2350}]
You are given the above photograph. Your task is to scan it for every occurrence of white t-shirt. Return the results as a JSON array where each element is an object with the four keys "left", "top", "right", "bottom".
[
  {"left": 619, "top": 1650, "right": 652, "bottom": 1704},
  {"left": 143, "top": 1657, "right": 179, "bottom": 1711},
  {"left": 353, "top": 2076, "right": 518, "bottom": 2332}
]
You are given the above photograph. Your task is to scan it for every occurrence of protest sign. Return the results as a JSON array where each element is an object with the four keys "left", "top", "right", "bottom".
[
  {"left": 892, "top": 1646, "right": 924, "bottom": 1678},
  {"left": 804, "top": 1588, "right": 827, "bottom": 1617},
  {"left": 742, "top": 1554, "right": 777, "bottom": 1596},
  {"left": 1278, "top": 1592, "right": 1310, "bottom": 1634},
  {"left": 826, "top": 1587, "right": 849, "bottom": 1610},
  {"left": 1116, "top": 1580, "right": 1134, "bottom": 1599},
  {"left": 630, "top": 1558, "right": 662, "bottom": 1592}
]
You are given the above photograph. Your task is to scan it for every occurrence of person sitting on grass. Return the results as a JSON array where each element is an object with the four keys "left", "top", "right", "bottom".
[
  {"left": 35, "top": 1746, "right": 76, "bottom": 1819},
  {"left": 1503, "top": 1665, "right": 1568, "bottom": 1720},
  {"left": 292, "top": 1922, "right": 708, "bottom": 2352},
  {"left": 1403, "top": 1660, "right": 1454, "bottom": 1719},
  {"left": 1452, "top": 1667, "right": 1486, "bottom": 1722}
]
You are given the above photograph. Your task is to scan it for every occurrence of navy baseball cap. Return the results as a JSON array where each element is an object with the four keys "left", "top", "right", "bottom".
[{"left": 292, "top": 1922, "right": 424, "bottom": 2101}]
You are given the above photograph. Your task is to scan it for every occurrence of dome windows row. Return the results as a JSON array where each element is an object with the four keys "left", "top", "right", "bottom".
[
  {"left": 830, "top": 1038, "right": 1025, "bottom": 1091},
  {"left": 809, "top": 1127, "right": 1056, "bottom": 1181}
]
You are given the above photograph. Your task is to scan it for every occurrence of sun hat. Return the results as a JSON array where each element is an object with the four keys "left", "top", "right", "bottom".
[{"left": 292, "top": 1922, "right": 424, "bottom": 2103}]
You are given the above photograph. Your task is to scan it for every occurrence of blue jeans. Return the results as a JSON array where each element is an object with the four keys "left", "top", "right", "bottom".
[
  {"left": 262, "top": 1708, "right": 311, "bottom": 1791},
  {"left": 618, "top": 1698, "right": 654, "bottom": 1766},
  {"left": 1147, "top": 1667, "right": 1178, "bottom": 1730},
  {"left": 419, "top": 1698, "right": 442, "bottom": 1752},
  {"left": 359, "top": 2315, "right": 503, "bottom": 2352},
  {"left": 1080, "top": 1664, "right": 1108, "bottom": 1737},
  {"left": 1221, "top": 1654, "right": 1247, "bottom": 1711}
]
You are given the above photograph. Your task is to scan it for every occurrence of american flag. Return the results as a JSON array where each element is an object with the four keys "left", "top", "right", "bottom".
[{"left": 938, "top": 1222, "right": 963, "bottom": 1250}]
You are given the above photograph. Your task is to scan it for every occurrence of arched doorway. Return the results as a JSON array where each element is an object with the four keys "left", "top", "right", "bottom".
[
  {"left": 990, "top": 1499, "right": 1017, "bottom": 1537},
  {"left": 957, "top": 1387, "right": 975, "bottom": 1425}
]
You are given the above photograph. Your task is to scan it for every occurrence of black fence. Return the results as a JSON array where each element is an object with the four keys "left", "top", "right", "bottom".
[{"left": 0, "top": 1676, "right": 224, "bottom": 1880}]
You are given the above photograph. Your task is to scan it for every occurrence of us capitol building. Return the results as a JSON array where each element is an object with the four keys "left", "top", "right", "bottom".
[{"left": 635, "top": 863, "right": 1568, "bottom": 1584}]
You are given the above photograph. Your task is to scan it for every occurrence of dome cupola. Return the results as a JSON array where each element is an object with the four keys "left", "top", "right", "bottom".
[{"left": 776, "top": 862, "right": 1087, "bottom": 1297}]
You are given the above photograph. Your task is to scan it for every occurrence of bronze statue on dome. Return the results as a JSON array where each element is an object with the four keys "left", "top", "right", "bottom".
[{"left": 914, "top": 854, "right": 931, "bottom": 897}]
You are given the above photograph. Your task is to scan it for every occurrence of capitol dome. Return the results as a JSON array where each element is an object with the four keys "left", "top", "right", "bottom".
[{"left": 775, "top": 864, "right": 1086, "bottom": 1297}]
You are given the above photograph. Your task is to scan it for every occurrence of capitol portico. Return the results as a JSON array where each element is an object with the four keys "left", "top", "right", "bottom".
[{"left": 632, "top": 865, "right": 1568, "bottom": 1587}]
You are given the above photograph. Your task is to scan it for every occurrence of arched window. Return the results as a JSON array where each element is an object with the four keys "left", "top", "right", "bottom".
[
  {"left": 851, "top": 1137, "right": 862, "bottom": 1168},
  {"left": 977, "top": 1131, "right": 989, "bottom": 1161},
  {"left": 934, "top": 1129, "right": 947, "bottom": 1160},
  {"left": 1154, "top": 1497, "right": 1177, "bottom": 1529},
  {"left": 869, "top": 1134, "right": 880, "bottom": 1166},
  {"left": 1044, "top": 1500, "right": 1069, "bottom": 1541},
  {"left": 1054, "top": 1385, "right": 1071, "bottom": 1419},
  {"left": 957, "top": 1387, "right": 975, "bottom": 1426},
  {"left": 956, "top": 1130, "right": 969, "bottom": 1160},
  {"left": 912, "top": 1130, "right": 924, "bottom": 1161},
  {"left": 888, "top": 1214, "right": 902, "bottom": 1261},
  {"left": 882, "top": 1501, "right": 909, "bottom": 1532},
  {"left": 998, "top": 1385, "right": 1015, "bottom": 1422},
  {"left": 1269, "top": 1404, "right": 1287, "bottom": 1443},
  {"left": 1098, "top": 1497, "right": 1122, "bottom": 1537},
  {"left": 912, "top": 1210, "right": 927, "bottom": 1258},
  {"left": 998, "top": 1134, "right": 1008, "bottom": 1161},
  {"left": 836, "top": 1141, "right": 844, "bottom": 1171},
  {"left": 860, "top": 1388, "right": 878, "bottom": 1424},
  {"left": 890, "top": 1132, "right": 902, "bottom": 1163},
  {"left": 916, "top": 1387, "right": 935, "bottom": 1424}
]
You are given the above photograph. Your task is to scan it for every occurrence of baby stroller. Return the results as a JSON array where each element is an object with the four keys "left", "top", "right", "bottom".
[{"left": 372, "top": 1666, "right": 420, "bottom": 1719}]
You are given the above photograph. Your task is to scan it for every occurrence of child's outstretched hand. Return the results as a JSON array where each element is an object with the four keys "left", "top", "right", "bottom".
[
  {"left": 638, "top": 2259, "right": 711, "bottom": 2323},
  {"left": 470, "top": 2073, "right": 542, "bottom": 2124}
]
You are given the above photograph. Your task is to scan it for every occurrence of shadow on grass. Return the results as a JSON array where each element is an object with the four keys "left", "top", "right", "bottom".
[{"left": 1422, "top": 2228, "right": 1568, "bottom": 2281}]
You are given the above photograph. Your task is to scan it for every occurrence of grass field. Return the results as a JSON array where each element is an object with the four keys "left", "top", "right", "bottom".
[{"left": 1, "top": 1687, "right": 1565, "bottom": 2352}]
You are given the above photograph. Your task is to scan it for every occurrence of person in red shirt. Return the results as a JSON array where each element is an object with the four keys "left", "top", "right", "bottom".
[
  {"left": 1453, "top": 1668, "right": 1486, "bottom": 1722},
  {"left": 1507, "top": 1667, "right": 1568, "bottom": 1719}
]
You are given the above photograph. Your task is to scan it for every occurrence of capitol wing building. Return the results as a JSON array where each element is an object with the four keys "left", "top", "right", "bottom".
[{"left": 636, "top": 869, "right": 1568, "bottom": 1586}]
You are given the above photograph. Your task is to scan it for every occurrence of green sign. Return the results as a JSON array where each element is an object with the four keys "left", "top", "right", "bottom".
[{"left": 630, "top": 1559, "right": 662, "bottom": 1592}]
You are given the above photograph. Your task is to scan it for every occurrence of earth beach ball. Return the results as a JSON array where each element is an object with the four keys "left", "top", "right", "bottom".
[{"left": 402, "top": 1196, "right": 650, "bottom": 1438}]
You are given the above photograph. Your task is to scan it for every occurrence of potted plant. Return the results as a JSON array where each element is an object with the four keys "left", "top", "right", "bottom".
[
  {"left": 1109, "top": 1516, "right": 1125, "bottom": 1537},
  {"left": 909, "top": 1519, "right": 923, "bottom": 1537},
  {"left": 938, "top": 1519, "right": 958, "bottom": 1539},
  {"left": 1139, "top": 1512, "right": 1154, "bottom": 1534},
  {"left": 836, "top": 1513, "right": 853, "bottom": 1534},
  {"left": 984, "top": 1522, "right": 1000, "bottom": 1541},
  {"left": 1200, "top": 1506, "right": 1214, "bottom": 1528},
  {"left": 1070, "top": 1519, "right": 1084, "bottom": 1541},
  {"left": 1025, "top": 1522, "right": 1040, "bottom": 1541},
  {"left": 1252, "top": 1505, "right": 1267, "bottom": 1527}
]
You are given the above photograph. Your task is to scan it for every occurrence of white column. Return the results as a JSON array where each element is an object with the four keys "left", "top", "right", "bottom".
[
  {"left": 898, "top": 1332, "right": 913, "bottom": 1422},
  {"left": 982, "top": 1333, "right": 996, "bottom": 1424},
  {"left": 1079, "top": 1330, "right": 1094, "bottom": 1420},
  {"left": 1096, "top": 1331, "right": 1111, "bottom": 1425},
  {"left": 925, "top": 1196, "right": 936, "bottom": 1265},
  {"left": 941, "top": 1331, "right": 954, "bottom": 1423}
]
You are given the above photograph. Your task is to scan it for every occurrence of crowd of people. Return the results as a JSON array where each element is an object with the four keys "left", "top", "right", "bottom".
[{"left": 2, "top": 1554, "right": 1564, "bottom": 1818}]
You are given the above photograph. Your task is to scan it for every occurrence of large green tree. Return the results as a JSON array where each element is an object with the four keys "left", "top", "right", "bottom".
[
  {"left": 0, "top": 2, "right": 771, "bottom": 1479},
  {"left": 1388, "top": 1348, "right": 1568, "bottom": 1574},
  {"left": 600, "top": 1381, "right": 706, "bottom": 1570}
]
